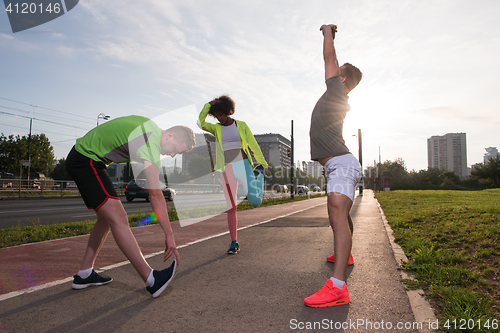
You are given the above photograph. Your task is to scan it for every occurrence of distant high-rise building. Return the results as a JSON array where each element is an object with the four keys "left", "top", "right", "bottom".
[
  {"left": 253, "top": 133, "right": 291, "bottom": 169},
  {"left": 427, "top": 133, "right": 467, "bottom": 178},
  {"left": 183, "top": 132, "right": 292, "bottom": 174},
  {"left": 307, "top": 161, "right": 323, "bottom": 178},
  {"left": 484, "top": 147, "right": 498, "bottom": 164}
]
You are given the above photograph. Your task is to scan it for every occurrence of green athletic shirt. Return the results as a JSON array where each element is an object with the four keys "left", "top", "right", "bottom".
[{"left": 75, "top": 115, "right": 162, "bottom": 168}]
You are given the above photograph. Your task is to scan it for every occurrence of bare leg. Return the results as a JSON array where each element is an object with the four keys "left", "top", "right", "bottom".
[
  {"left": 79, "top": 215, "right": 111, "bottom": 271},
  {"left": 83, "top": 198, "right": 152, "bottom": 281},
  {"left": 328, "top": 192, "right": 354, "bottom": 281},
  {"left": 348, "top": 213, "right": 353, "bottom": 236},
  {"left": 222, "top": 166, "right": 239, "bottom": 241},
  {"left": 227, "top": 207, "right": 237, "bottom": 241}
]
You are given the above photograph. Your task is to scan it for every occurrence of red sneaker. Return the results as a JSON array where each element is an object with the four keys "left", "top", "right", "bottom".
[
  {"left": 326, "top": 253, "right": 354, "bottom": 265},
  {"left": 304, "top": 279, "right": 350, "bottom": 307}
]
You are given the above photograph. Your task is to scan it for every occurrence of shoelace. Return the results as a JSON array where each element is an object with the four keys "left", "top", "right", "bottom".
[{"left": 316, "top": 283, "right": 334, "bottom": 296}]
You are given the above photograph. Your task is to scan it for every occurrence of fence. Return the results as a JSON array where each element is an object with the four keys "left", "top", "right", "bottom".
[{"left": 0, "top": 178, "right": 81, "bottom": 198}]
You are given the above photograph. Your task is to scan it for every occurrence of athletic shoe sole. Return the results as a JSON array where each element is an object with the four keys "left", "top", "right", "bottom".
[
  {"left": 71, "top": 270, "right": 113, "bottom": 290},
  {"left": 305, "top": 296, "right": 350, "bottom": 308},
  {"left": 227, "top": 247, "right": 240, "bottom": 254},
  {"left": 72, "top": 279, "right": 113, "bottom": 290}
]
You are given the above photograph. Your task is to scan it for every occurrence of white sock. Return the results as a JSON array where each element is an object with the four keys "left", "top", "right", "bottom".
[
  {"left": 146, "top": 269, "right": 155, "bottom": 287},
  {"left": 78, "top": 268, "right": 93, "bottom": 279},
  {"left": 330, "top": 277, "right": 345, "bottom": 289}
]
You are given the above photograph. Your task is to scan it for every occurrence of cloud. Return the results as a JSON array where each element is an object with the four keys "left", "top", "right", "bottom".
[
  {"left": 0, "top": 33, "right": 15, "bottom": 40},
  {"left": 412, "top": 107, "right": 500, "bottom": 126}
]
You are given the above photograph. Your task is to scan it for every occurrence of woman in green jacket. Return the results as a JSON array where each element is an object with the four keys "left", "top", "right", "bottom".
[{"left": 197, "top": 95, "right": 268, "bottom": 254}]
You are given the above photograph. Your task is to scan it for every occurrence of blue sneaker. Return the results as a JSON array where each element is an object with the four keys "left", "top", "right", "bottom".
[
  {"left": 72, "top": 269, "right": 113, "bottom": 289},
  {"left": 227, "top": 240, "right": 240, "bottom": 254},
  {"left": 146, "top": 260, "right": 177, "bottom": 298}
]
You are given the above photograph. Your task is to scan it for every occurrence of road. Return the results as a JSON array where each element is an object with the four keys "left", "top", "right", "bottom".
[{"left": 0, "top": 191, "right": 291, "bottom": 228}]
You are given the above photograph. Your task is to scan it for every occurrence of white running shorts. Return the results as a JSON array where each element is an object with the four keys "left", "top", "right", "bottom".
[{"left": 324, "top": 153, "right": 361, "bottom": 201}]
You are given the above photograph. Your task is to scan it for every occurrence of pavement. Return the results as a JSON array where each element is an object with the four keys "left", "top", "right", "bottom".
[{"left": 0, "top": 190, "right": 436, "bottom": 332}]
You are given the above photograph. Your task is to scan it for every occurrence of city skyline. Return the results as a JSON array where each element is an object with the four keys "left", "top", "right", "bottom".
[
  {"left": 427, "top": 133, "right": 467, "bottom": 178},
  {"left": 1, "top": 0, "right": 499, "bottom": 172}
]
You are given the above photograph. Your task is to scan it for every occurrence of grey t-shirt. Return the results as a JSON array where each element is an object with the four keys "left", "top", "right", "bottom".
[{"left": 310, "top": 75, "right": 351, "bottom": 161}]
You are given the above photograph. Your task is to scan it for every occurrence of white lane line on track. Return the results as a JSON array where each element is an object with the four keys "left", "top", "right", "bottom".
[{"left": 0, "top": 201, "right": 326, "bottom": 302}]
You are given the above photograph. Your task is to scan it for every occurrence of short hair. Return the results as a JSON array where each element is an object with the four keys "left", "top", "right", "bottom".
[
  {"left": 165, "top": 125, "right": 196, "bottom": 152},
  {"left": 341, "top": 63, "right": 363, "bottom": 92},
  {"left": 208, "top": 95, "right": 235, "bottom": 117}
]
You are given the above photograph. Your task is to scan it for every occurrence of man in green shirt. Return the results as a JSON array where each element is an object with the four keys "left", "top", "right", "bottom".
[{"left": 66, "top": 116, "right": 195, "bottom": 298}]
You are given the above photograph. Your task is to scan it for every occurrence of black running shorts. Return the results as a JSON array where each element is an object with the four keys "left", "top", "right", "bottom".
[{"left": 66, "top": 146, "right": 120, "bottom": 211}]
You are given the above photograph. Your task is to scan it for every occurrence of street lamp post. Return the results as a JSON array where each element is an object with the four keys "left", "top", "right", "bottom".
[
  {"left": 97, "top": 113, "right": 110, "bottom": 126},
  {"left": 352, "top": 129, "right": 363, "bottom": 196},
  {"left": 290, "top": 120, "right": 294, "bottom": 199},
  {"left": 357, "top": 128, "right": 363, "bottom": 196}
]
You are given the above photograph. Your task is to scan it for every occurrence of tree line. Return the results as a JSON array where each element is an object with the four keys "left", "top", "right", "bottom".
[
  {"left": 0, "top": 133, "right": 55, "bottom": 178},
  {"left": 363, "top": 156, "right": 500, "bottom": 191},
  {"left": 3, "top": 131, "right": 497, "bottom": 191}
]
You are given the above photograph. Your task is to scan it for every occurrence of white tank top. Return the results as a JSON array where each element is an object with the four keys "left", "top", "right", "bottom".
[{"left": 221, "top": 121, "right": 241, "bottom": 151}]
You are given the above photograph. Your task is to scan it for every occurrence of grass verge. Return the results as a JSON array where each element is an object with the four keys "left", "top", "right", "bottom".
[
  {"left": 376, "top": 189, "right": 500, "bottom": 332},
  {"left": 0, "top": 193, "right": 323, "bottom": 249}
]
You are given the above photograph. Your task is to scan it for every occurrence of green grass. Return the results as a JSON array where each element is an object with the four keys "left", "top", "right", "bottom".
[
  {"left": 0, "top": 193, "right": 323, "bottom": 248},
  {"left": 376, "top": 189, "right": 500, "bottom": 332}
]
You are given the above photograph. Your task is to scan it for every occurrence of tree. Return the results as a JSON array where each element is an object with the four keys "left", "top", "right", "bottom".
[
  {"left": 0, "top": 133, "right": 54, "bottom": 177},
  {"left": 0, "top": 134, "right": 13, "bottom": 175},
  {"left": 49, "top": 158, "right": 72, "bottom": 180},
  {"left": 0, "top": 134, "right": 27, "bottom": 176},
  {"left": 438, "top": 171, "right": 461, "bottom": 189},
  {"left": 166, "top": 167, "right": 188, "bottom": 184},
  {"left": 187, "top": 155, "right": 212, "bottom": 179},
  {"left": 413, "top": 168, "right": 442, "bottom": 190},
  {"left": 471, "top": 155, "right": 500, "bottom": 188},
  {"left": 363, "top": 165, "right": 377, "bottom": 190},
  {"left": 25, "top": 134, "right": 55, "bottom": 176},
  {"left": 266, "top": 163, "right": 277, "bottom": 186}
]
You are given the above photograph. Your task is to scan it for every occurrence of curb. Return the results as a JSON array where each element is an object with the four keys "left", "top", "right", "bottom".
[{"left": 376, "top": 197, "right": 438, "bottom": 333}]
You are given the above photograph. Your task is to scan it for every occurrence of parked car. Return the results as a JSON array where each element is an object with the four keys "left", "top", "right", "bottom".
[
  {"left": 0, "top": 172, "right": 15, "bottom": 179},
  {"left": 311, "top": 185, "right": 321, "bottom": 192},
  {"left": 125, "top": 179, "right": 175, "bottom": 202},
  {"left": 295, "top": 185, "right": 309, "bottom": 194},
  {"left": 276, "top": 184, "right": 288, "bottom": 193}
]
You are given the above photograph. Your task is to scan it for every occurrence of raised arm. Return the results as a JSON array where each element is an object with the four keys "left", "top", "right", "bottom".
[
  {"left": 197, "top": 102, "right": 217, "bottom": 134},
  {"left": 320, "top": 24, "right": 340, "bottom": 81},
  {"left": 143, "top": 160, "right": 180, "bottom": 264}
]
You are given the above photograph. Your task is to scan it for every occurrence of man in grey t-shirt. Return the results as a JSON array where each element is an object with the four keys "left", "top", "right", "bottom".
[{"left": 304, "top": 24, "right": 363, "bottom": 308}]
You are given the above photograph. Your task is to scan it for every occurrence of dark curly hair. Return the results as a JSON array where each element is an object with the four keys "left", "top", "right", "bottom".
[{"left": 209, "top": 95, "right": 235, "bottom": 116}]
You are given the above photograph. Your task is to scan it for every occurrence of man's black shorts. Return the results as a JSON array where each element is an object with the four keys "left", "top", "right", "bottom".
[{"left": 66, "top": 146, "right": 120, "bottom": 211}]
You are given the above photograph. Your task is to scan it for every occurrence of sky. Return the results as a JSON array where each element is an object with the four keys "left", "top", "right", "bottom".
[{"left": 1, "top": 0, "right": 499, "bottom": 173}]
